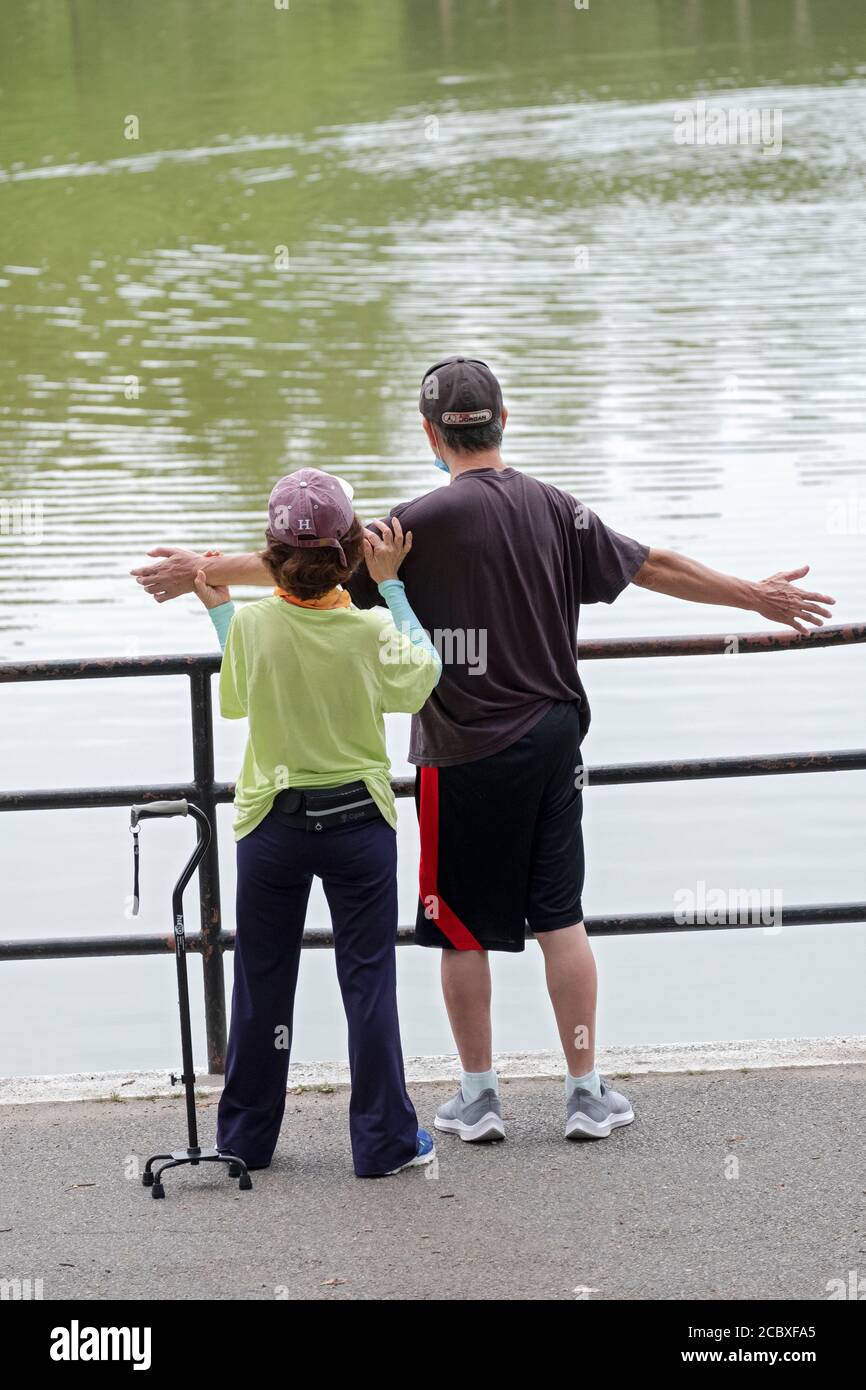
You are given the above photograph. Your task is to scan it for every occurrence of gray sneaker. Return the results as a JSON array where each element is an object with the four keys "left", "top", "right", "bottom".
[
  {"left": 434, "top": 1087, "right": 505, "bottom": 1142},
  {"left": 565, "top": 1078, "right": 634, "bottom": 1140}
]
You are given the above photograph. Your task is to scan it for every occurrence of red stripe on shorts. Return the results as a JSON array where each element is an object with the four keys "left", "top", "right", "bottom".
[{"left": 418, "top": 766, "right": 483, "bottom": 951}]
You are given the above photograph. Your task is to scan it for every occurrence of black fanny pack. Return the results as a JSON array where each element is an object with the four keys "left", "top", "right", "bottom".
[{"left": 271, "top": 780, "right": 382, "bottom": 832}]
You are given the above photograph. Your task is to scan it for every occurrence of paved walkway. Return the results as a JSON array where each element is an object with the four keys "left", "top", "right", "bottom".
[{"left": 2, "top": 1067, "right": 864, "bottom": 1300}]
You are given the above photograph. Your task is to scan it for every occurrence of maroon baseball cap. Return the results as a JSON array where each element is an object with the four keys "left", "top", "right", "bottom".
[
  {"left": 267, "top": 468, "right": 355, "bottom": 566},
  {"left": 419, "top": 356, "right": 503, "bottom": 428}
]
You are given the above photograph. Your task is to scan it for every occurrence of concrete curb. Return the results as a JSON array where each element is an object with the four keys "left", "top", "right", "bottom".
[{"left": 2, "top": 1034, "right": 865, "bottom": 1104}]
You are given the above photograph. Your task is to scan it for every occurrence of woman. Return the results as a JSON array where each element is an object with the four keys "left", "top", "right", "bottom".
[{"left": 192, "top": 468, "right": 441, "bottom": 1177}]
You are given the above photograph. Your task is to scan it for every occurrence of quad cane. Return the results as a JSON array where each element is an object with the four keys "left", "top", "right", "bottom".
[{"left": 129, "top": 799, "right": 251, "bottom": 1199}]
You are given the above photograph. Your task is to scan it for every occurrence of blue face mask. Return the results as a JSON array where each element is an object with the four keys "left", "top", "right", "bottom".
[{"left": 433, "top": 455, "right": 449, "bottom": 473}]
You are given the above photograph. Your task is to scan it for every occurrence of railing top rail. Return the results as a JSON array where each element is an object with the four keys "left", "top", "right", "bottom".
[
  {"left": 0, "top": 653, "right": 221, "bottom": 683},
  {"left": 579, "top": 622, "right": 866, "bottom": 660},
  {"left": 1, "top": 622, "right": 864, "bottom": 683}
]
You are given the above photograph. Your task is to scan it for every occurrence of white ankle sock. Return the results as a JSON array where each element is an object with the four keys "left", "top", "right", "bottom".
[
  {"left": 461, "top": 1068, "right": 498, "bottom": 1102},
  {"left": 566, "top": 1066, "right": 601, "bottom": 1100}
]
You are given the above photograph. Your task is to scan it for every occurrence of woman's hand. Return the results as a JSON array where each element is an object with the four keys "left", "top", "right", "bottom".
[
  {"left": 193, "top": 570, "right": 231, "bottom": 610},
  {"left": 363, "top": 517, "right": 413, "bottom": 583}
]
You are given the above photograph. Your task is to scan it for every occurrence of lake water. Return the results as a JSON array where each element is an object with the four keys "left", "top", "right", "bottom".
[{"left": 1, "top": 0, "right": 864, "bottom": 1077}]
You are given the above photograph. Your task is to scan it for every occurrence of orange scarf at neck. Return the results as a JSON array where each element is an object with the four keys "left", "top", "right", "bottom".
[{"left": 274, "top": 586, "right": 351, "bottom": 610}]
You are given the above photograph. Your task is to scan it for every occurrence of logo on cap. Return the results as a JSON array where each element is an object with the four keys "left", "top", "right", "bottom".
[{"left": 441, "top": 409, "right": 493, "bottom": 425}]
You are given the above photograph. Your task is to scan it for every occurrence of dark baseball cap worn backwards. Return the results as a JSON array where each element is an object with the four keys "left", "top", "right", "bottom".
[{"left": 419, "top": 356, "right": 503, "bottom": 429}]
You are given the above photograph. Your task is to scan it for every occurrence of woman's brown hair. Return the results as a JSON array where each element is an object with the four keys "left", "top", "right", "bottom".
[{"left": 261, "top": 516, "right": 365, "bottom": 601}]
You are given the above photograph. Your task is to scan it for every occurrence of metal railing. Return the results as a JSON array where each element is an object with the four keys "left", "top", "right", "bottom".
[{"left": 1, "top": 621, "right": 864, "bottom": 1073}]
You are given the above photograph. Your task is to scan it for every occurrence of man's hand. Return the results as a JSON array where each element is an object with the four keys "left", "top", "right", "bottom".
[
  {"left": 131, "top": 548, "right": 272, "bottom": 600},
  {"left": 751, "top": 566, "right": 836, "bottom": 635},
  {"left": 633, "top": 549, "right": 836, "bottom": 633},
  {"left": 131, "top": 547, "right": 203, "bottom": 603}
]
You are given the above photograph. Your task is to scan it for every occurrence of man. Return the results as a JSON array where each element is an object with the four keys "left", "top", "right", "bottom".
[{"left": 132, "top": 356, "right": 835, "bottom": 1143}]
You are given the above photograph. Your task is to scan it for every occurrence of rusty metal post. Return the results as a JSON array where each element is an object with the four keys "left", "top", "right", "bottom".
[{"left": 189, "top": 667, "right": 228, "bottom": 1074}]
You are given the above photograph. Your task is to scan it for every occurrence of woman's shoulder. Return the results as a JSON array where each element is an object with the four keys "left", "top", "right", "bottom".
[
  {"left": 235, "top": 593, "right": 391, "bottom": 635},
  {"left": 228, "top": 593, "right": 282, "bottom": 628},
  {"left": 349, "top": 602, "right": 396, "bottom": 637},
  {"left": 238, "top": 594, "right": 382, "bottom": 629}
]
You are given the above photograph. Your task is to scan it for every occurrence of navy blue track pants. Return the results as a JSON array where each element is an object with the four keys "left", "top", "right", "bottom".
[{"left": 216, "top": 810, "right": 418, "bottom": 1177}]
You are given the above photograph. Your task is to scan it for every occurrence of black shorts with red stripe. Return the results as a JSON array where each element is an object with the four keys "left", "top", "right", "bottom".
[{"left": 414, "top": 700, "right": 585, "bottom": 952}]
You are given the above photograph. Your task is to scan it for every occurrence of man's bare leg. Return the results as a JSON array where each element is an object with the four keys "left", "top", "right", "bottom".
[
  {"left": 435, "top": 949, "right": 505, "bottom": 1141},
  {"left": 536, "top": 922, "right": 597, "bottom": 1075},
  {"left": 537, "top": 923, "right": 635, "bottom": 1138},
  {"left": 440, "top": 949, "right": 493, "bottom": 1071}
]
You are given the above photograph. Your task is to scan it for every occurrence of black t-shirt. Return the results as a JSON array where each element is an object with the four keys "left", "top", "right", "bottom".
[{"left": 347, "top": 467, "right": 648, "bottom": 766}]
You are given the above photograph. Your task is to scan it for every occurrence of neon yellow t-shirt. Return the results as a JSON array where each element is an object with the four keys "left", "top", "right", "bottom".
[{"left": 219, "top": 595, "right": 439, "bottom": 838}]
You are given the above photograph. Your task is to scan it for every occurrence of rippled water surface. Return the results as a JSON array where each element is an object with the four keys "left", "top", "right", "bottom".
[{"left": 1, "top": 1, "right": 864, "bottom": 1074}]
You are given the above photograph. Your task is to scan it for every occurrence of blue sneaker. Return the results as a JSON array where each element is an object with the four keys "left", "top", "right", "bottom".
[{"left": 385, "top": 1129, "right": 436, "bottom": 1175}]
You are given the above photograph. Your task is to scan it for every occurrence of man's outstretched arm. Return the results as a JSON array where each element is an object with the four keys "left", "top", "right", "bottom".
[
  {"left": 131, "top": 519, "right": 397, "bottom": 606},
  {"left": 632, "top": 549, "right": 835, "bottom": 634},
  {"left": 131, "top": 548, "right": 270, "bottom": 602}
]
